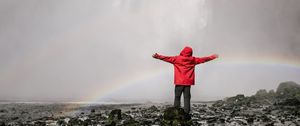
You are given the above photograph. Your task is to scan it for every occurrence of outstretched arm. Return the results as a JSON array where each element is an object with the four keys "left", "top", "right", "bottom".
[
  {"left": 152, "top": 53, "right": 176, "bottom": 64},
  {"left": 195, "top": 54, "right": 218, "bottom": 64}
]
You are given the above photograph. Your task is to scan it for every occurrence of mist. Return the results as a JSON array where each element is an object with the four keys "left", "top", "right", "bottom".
[{"left": 0, "top": 0, "right": 300, "bottom": 102}]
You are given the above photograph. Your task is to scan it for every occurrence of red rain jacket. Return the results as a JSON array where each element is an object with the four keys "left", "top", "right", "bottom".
[{"left": 153, "top": 46, "right": 217, "bottom": 86}]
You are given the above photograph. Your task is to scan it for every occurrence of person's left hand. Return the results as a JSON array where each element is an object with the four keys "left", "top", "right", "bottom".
[{"left": 152, "top": 53, "right": 158, "bottom": 58}]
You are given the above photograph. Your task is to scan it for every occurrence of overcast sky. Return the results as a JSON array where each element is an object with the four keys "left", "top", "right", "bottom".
[{"left": 0, "top": 0, "right": 300, "bottom": 102}]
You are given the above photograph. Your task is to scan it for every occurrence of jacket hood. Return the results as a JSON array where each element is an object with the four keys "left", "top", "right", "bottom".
[{"left": 180, "top": 46, "right": 193, "bottom": 57}]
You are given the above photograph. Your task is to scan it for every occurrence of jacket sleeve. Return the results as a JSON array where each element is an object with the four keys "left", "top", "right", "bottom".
[
  {"left": 194, "top": 54, "right": 217, "bottom": 65},
  {"left": 153, "top": 53, "right": 176, "bottom": 64}
]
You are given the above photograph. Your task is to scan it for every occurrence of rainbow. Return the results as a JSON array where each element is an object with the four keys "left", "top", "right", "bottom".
[
  {"left": 8, "top": 47, "right": 293, "bottom": 116},
  {"left": 80, "top": 66, "right": 169, "bottom": 104},
  {"left": 79, "top": 55, "right": 300, "bottom": 104},
  {"left": 3, "top": 49, "right": 299, "bottom": 106},
  {"left": 1, "top": 16, "right": 299, "bottom": 113},
  {"left": 54, "top": 55, "right": 300, "bottom": 115},
  {"left": 2, "top": 13, "right": 299, "bottom": 104}
]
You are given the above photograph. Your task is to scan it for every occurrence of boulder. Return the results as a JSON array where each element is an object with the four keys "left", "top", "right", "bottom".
[
  {"left": 276, "top": 81, "right": 300, "bottom": 106},
  {"left": 0, "top": 121, "right": 5, "bottom": 126},
  {"left": 162, "top": 107, "right": 191, "bottom": 125},
  {"left": 106, "top": 109, "right": 122, "bottom": 126},
  {"left": 109, "top": 109, "right": 122, "bottom": 120}
]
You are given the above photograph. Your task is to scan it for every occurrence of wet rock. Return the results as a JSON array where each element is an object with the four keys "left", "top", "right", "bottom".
[
  {"left": 148, "top": 105, "right": 159, "bottom": 112},
  {"left": 0, "top": 109, "right": 8, "bottom": 113},
  {"left": 265, "top": 122, "right": 275, "bottom": 126},
  {"left": 256, "top": 89, "right": 268, "bottom": 96},
  {"left": 261, "top": 115, "right": 272, "bottom": 122},
  {"left": 106, "top": 121, "right": 116, "bottom": 126},
  {"left": 212, "top": 100, "right": 225, "bottom": 108},
  {"left": 219, "top": 118, "right": 226, "bottom": 123},
  {"left": 56, "top": 119, "right": 67, "bottom": 126},
  {"left": 106, "top": 109, "right": 122, "bottom": 126},
  {"left": 206, "top": 116, "right": 217, "bottom": 123},
  {"left": 162, "top": 107, "right": 191, "bottom": 125},
  {"left": 82, "top": 118, "right": 92, "bottom": 125},
  {"left": 277, "top": 98, "right": 300, "bottom": 106},
  {"left": 11, "top": 117, "right": 19, "bottom": 120},
  {"left": 68, "top": 118, "right": 84, "bottom": 125},
  {"left": 0, "top": 121, "right": 5, "bottom": 126},
  {"left": 34, "top": 120, "right": 46, "bottom": 126},
  {"left": 46, "top": 120, "right": 57, "bottom": 125},
  {"left": 90, "top": 109, "right": 95, "bottom": 113},
  {"left": 253, "top": 89, "right": 276, "bottom": 105},
  {"left": 276, "top": 81, "right": 300, "bottom": 94},
  {"left": 276, "top": 81, "right": 300, "bottom": 105},
  {"left": 122, "top": 118, "right": 139, "bottom": 125},
  {"left": 246, "top": 116, "right": 255, "bottom": 124},
  {"left": 109, "top": 109, "right": 122, "bottom": 120}
]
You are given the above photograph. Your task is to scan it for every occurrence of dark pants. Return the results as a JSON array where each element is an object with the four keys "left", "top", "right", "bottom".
[{"left": 174, "top": 85, "right": 191, "bottom": 113}]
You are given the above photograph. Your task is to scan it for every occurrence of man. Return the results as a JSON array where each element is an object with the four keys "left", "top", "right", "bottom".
[{"left": 152, "top": 46, "right": 218, "bottom": 113}]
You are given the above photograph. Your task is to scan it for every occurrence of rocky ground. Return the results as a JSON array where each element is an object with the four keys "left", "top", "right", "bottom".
[{"left": 0, "top": 81, "right": 300, "bottom": 126}]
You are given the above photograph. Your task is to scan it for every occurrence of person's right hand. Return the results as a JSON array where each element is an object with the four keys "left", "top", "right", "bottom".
[{"left": 212, "top": 54, "right": 219, "bottom": 58}]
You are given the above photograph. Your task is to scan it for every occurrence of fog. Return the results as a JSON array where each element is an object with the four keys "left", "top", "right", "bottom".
[{"left": 0, "top": 0, "right": 300, "bottom": 102}]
